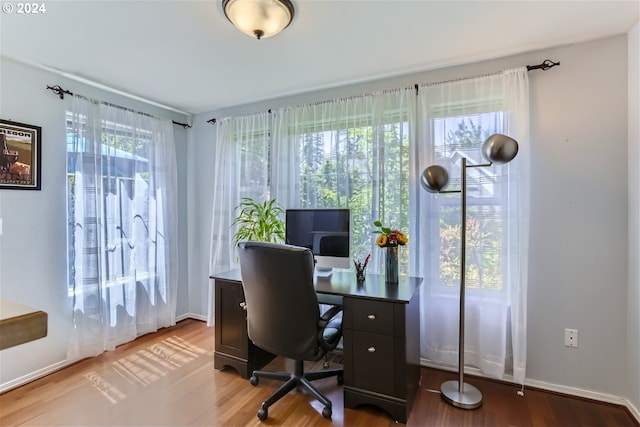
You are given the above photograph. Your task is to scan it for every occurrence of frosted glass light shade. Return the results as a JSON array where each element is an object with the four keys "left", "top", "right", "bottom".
[{"left": 222, "top": 0, "right": 294, "bottom": 39}]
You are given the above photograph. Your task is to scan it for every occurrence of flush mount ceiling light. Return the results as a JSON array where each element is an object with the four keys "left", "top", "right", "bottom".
[{"left": 222, "top": 0, "right": 294, "bottom": 40}]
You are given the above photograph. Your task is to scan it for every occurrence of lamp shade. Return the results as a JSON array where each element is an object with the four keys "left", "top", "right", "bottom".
[
  {"left": 482, "top": 133, "right": 519, "bottom": 164},
  {"left": 222, "top": 0, "right": 294, "bottom": 39},
  {"left": 421, "top": 165, "right": 449, "bottom": 193}
]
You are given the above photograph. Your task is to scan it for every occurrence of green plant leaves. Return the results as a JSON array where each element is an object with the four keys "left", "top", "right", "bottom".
[{"left": 231, "top": 197, "right": 285, "bottom": 248}]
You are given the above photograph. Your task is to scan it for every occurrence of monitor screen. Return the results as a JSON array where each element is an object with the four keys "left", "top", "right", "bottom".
[{"left": 285, "top": 209, "right": 350, "bottom": 271}]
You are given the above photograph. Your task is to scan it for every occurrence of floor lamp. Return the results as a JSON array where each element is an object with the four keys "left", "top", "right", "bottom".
[{"left": 420, "top": 133, "right": 519, "bottom": 410}]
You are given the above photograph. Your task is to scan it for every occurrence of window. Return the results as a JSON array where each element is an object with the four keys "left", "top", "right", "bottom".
[
  {"left": 237, "top": 127, "right": 271, "bottom": 200},
  {"left": 431, "top": 112, "right": 508, "bottom": 291},
  {"left": 208, "top": 90, "right": 417, "bottom": 276},
  {"left": 292, "top": 121, "right": 410, "bottom": 264},
  {"left": 66, "top": 112, "right": 154, "bottom": 295}
]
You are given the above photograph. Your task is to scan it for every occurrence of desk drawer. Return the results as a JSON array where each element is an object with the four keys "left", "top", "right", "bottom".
[
  {"left": 349, "top": 330, "right": 395, "bottom": 395},
  {"left": 350, "top": 299, "right": 394, "bottom": 335}
]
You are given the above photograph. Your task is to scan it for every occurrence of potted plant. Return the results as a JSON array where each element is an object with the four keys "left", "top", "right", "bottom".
[{"left": 231, "top": 197, "right": 285, "bottom": 247}]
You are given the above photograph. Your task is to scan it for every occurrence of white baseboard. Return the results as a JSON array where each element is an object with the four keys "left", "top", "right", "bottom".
[
  {"left": 626, "top": 399, "right": 640, "bottom": 423},
  {"left": 0, "top": 359, "right": 69, "bottom": 393},
  {"left": 421, "top": 359, "right": 640, "bottom": 424},
  {"left": 177, "top": 313, "right": 207, "bottom": 322},
  {"left": 524, "top": 378, "right": 626, "bottom": 406}
]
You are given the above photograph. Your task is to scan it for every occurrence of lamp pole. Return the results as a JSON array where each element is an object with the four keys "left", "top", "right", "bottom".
[
  {"left": 421, "top": 134, "right": 519, "bottom": 410},
  {"left": 439, "top": 157, "right": 483, "bottom": 409}
]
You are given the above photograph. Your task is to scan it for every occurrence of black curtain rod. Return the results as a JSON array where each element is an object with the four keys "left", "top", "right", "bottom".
[
  {"left": 46, "top": 84, "right": 191, "bottom": 128},
  {"left": 208, "top": 109, "right": 272, "bottom": 126},
  {"left": 46, "top": 85, "right": 73, "bottom": 99},
  {"left": 204, "top": 60, "right": 559, "bottom": 124},
  {"left": 172, "top": 121, "right": 192, "bottom": 128},
  {"left": 526, "top": 59, "right": 560, "bottom": 71}
]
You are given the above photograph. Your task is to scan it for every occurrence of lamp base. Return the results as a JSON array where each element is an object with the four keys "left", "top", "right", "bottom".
[{"left": 440, "top": 380, "right": 483, "bottom": 410}]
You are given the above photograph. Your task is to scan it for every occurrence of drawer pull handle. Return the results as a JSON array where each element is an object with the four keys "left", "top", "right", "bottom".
[
  {"left": 239, "top": 302, "right": 247, "bottom": 310},
  {"left": 367, "top": 314, "right": 376, "bottom": 320},
  {"left": 367, "top": 346, "right": 376, "bottom": 353}
]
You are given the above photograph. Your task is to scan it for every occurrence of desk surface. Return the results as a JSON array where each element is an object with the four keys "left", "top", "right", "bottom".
[{"left": 211, "top": 269, "right": 422, "bottom": 304}]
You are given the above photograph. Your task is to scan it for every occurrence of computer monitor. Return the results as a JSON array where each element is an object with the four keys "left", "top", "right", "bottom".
[{"left": 285, "top": 208, "right": 350, "bottom": 274}]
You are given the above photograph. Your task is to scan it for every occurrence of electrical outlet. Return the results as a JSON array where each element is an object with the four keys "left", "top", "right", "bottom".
[{"left": 564, "top": 328, "right": 578, "bottom": 348}]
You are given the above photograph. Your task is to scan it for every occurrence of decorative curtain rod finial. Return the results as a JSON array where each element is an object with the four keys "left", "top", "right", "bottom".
[
  {"left": 46, "top": 84, "right": 73, "bottom": 99},
  {"left": 526, "top": 59, "right": 560, "bottom": 72}
]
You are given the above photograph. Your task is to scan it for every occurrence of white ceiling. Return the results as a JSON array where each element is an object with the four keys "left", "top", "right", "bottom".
[{"left": 1, "top": 0, "right": 638, "bottom": 114}]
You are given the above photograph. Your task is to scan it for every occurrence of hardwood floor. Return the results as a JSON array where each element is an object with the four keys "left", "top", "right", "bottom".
[{"left": 0, "top": 319, "right": 637, "bottom": 426}]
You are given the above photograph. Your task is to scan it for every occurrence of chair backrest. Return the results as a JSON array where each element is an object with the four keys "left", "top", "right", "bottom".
[{"left": 237, "top": 241, "right": 323, "bottom": 361}]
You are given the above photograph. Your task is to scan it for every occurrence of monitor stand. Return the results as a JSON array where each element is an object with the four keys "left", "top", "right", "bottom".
[{"left": 315, "top": 266, "right": 333, "bottom": 278}]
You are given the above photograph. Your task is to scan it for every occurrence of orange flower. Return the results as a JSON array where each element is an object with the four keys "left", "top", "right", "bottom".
[{"left": 397, "top": 233, "right": 408, "bottom": 245}]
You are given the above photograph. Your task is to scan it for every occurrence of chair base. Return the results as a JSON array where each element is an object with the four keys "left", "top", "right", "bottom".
[{"left": 250, "top": 359, "right": 343, "bottom": 420}]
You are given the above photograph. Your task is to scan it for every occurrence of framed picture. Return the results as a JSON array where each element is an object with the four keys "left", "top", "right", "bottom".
[{"left": 0, "top": 119, "right": 42, "bottom": 190}]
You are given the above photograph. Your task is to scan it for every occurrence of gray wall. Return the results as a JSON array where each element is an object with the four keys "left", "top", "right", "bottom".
[
  {"left": 188, "top": 34, "right": 637, "bottom": 410},
  {"left": 0, "top": 57, "right": 191, "bottom": 389},
  {"left": 525, "top": 34, "right": 628, "bottom": 400}
]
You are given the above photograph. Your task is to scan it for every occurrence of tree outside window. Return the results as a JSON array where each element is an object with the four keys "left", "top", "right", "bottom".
[{"left": 433, "top": 115, "right": 506, "bottom": 291}]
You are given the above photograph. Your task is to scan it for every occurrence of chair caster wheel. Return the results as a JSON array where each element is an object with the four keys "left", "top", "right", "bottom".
[
  {"left": 337, "top": 374, "right": 344, "bottom": 385},
  {"left": 322, "top": 406, "right": 332, "bottom": 419},
  {"left": 250, "top": 375, "right": 258, "bottom": 386},
  {"left": 257, "top": 407, "right": 268, "bottom": 421}
]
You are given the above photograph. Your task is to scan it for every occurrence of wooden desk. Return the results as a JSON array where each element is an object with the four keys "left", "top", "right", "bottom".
[
  {"left": 211, "top": 269, "right": 276, "bottom": 379},
  {"left": 210, "top": 269, "right": 422, "bottom": 423}
]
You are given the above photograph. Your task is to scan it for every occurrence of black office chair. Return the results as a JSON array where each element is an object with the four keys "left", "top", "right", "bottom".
[{"left": 237, "top": 241, "right": 344, "bottom": 421}]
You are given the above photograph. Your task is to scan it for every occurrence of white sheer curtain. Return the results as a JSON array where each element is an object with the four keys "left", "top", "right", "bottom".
[
  {"left": 66, "top": 95, "right": 179, "bottom": 360},
  {"left": 206, "top": 74, "right": 530, "bottom": 381},
  {"left": 413, "top": 68, "right": 530, "bottom": 383},
  {"left": 207, "top": 112, "right": 270, "bottom": 324},
  {"left": 271, "top": 89, "right": 415, "bottom": 271}
]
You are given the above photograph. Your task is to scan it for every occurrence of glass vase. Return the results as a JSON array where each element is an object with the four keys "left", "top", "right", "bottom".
[{"left": 385, "top": 246, "right": 399, "bottom": 283}]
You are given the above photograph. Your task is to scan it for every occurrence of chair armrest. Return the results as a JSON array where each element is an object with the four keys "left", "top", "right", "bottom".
[
  {"left": 318, "top": 305, "right": 342, "bottom": 328},
  {"left": 318, "top": 305, "right": 343, "bottom": 353}
]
